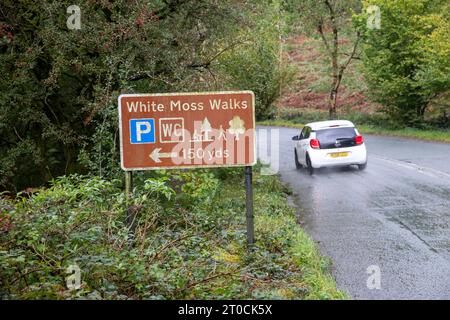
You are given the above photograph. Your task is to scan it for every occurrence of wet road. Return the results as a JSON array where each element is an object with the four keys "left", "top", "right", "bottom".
[{"left": 257, "top": 126, "right": 450, "bottom": 299}]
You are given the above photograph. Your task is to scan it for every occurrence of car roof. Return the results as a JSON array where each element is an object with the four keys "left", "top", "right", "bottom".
[{"left": 305, "top": 120, "right": 355, "bottom": 131}]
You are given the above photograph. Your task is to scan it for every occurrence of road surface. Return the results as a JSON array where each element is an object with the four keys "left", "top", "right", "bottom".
[{"left": 257, "top": 126, "right": 450, "bottom": 299}]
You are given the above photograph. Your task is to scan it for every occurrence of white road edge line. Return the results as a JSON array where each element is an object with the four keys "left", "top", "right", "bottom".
[{"left": 372, "top": 155, "right": 450, "bottom": 180}]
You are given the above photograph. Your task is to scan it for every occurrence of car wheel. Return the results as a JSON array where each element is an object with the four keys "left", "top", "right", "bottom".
[
  {"left": 358, "top": 162, "right": 367, "bottom": 170},
  {"left": 306, "top": 154, "right": 314, "bottom": 175},
  {"left": 294, "top": 150, "right": 302, "bottom": 169}
]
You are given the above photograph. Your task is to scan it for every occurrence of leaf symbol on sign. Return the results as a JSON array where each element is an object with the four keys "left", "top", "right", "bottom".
[{"left": 227, "top": 116, "right": 245, "bottom": 140}]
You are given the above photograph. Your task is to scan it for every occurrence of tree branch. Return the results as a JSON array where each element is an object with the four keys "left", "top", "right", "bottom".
[
  {"left": 128, "top": 40, "right": 248, "bottom": 81},
  {"left": 333, "top": 31, "right": 361, "bottom": 94},
  {"left": 339, "top": 32, "right": 361, "bottom": 78},
  {"left": 317, "top": 19, "right": 332, "bottom": 56},
  {"left": 188, "top": 40, "right": 248, "bottom": 69}
]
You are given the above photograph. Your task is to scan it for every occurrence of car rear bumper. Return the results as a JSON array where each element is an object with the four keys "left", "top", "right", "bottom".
[{"left": 309, "top": 145, "right": 367, "bottom": 168}]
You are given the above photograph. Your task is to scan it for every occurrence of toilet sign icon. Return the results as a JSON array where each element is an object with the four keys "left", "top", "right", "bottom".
[
  {"left": 130, "top": 118, "right": 155, "bottom": 144},
  {"left": 159, "top": 118, "right": 184, "bottom": 143}
]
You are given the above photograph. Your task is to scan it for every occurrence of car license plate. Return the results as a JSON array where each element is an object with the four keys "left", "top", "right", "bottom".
[{"left": 329, "top": 152, "right": 349, "bottom": 158}]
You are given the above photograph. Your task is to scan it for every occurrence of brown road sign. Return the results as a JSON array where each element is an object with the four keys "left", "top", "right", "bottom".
[{"left": 118, "top": 91, "right": 256, "bottom": 170}]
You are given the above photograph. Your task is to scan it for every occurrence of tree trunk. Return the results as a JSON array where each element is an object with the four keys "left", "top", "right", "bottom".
[
  {"left": 329, "top": 88, "right": 338, "bottom": 119},
  {"left": 329, "top": 33, "right": 339, "bottom": 119},
  {"left": 319, "top": 1, "right": 361, "bottom": 120},
  {"left": 327, "top": 0, "right": 339, "bottom": 120},
  {"left": 329, "top": 46, "right": 339, "bottom": 119}
]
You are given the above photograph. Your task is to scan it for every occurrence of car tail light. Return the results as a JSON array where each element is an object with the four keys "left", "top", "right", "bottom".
[
  {"left": 310, "top": 139, "right": 320, "bottom": 149},
  {"left": 355, "top": 135, "right": 364, "bottom": 145}
]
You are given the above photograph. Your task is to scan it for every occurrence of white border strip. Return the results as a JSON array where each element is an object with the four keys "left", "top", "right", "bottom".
[{"left": 118, "top": 91, "right": 257, "bottom": 171}]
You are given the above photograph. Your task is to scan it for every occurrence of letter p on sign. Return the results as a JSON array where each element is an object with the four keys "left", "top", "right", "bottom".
[{"left": 130, "top": 119, "right": 155, "bottom": 144}]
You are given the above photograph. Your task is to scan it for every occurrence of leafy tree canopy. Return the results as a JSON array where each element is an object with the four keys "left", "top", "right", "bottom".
[
  {"left": 355, "top": 0, "right": 449, "bottom": 125},
  {"left": 0, "top": 0, "right": 284, "bottom": 191}
]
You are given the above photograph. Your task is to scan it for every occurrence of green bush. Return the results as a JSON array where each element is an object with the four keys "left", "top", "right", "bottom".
[
  {"left": 355, "top": 0, "right": 449, "bottom": 127},
  {"left": 0, "top": 171, "right": 346, "bottom": 300},
  {"left": 0, "top": 0, "right": 285, "bottom": 191}
]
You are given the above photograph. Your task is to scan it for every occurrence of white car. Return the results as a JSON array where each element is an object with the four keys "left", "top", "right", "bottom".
[{"left": 292, "top": 120, "right": 367, "bottom": 175}]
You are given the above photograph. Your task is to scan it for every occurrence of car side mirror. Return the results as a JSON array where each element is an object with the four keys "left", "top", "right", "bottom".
[{"left": 292, "top": 135, "right": 300, "bottom": 141}]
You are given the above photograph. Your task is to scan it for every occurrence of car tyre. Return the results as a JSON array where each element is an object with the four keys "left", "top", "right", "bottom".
[
  {"left": 306, "top": 154, "right": 314, "bottom": 175},
  {"left": 294, "top": 150, "right": 302, "bottom": 169},
  {"left": 358, "top": 162, "right": 367, "bottom": 171}
]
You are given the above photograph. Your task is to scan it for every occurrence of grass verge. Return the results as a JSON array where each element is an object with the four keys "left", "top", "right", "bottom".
[
  {"left": 358, "top": 125, "right": 450, "bottom": 143},
  {"left": 258, "top": 120, "right": 450, "bottom": 143},
  {"left": 0, "top": 169, "right": 347, "bottom": 300}
]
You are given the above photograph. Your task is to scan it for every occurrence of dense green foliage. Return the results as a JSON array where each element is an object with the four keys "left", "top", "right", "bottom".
[
  {"left": 279, "top": 0, "right": 448, "bottom": 126},
  {"left": 0, "top": 1, "right": 347, "bottom": 301},
  {"left": 1, "top": 0, "right": 448, "bottom": 301},
  {"left": 0, "top": 0, "right": 285, "bottom": 191},
  {"left": 355, "top": 0, "right": 450, "bottom": 126},
  {"left": 219, "top": 1, "right": 291, "bottom": 120},
  {"left": 0, "top": 169, "right": 346, "bottom": 299},
  {"left": 2, "top": 0, "right": 448, "bottom": 191}
]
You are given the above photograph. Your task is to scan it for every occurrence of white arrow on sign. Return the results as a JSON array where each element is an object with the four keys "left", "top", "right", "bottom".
[{"left": 150, "top": 148, "right": 177, "bottom": 163}]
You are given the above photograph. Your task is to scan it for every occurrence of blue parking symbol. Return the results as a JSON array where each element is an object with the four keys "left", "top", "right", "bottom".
[{"left": 130, "top": 118, "right": 155, "bottom": 144}]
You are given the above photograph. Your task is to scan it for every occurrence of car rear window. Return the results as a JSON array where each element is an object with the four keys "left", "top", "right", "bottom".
[{"left": 316, "top": 127, "right": 357, "bottom": 149}]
